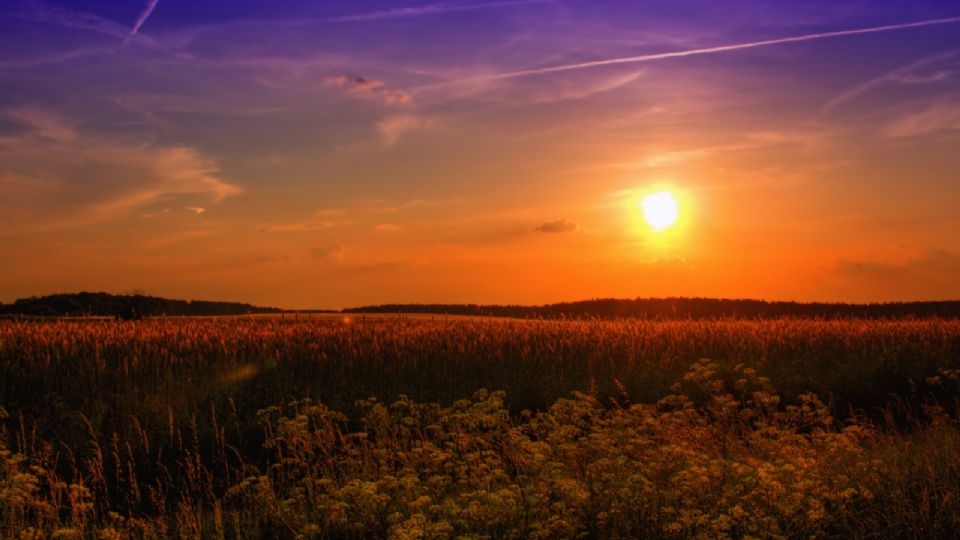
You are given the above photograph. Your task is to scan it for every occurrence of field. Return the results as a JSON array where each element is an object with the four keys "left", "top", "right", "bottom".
[{"left": 1, "top": 317, "right": 960, "bottom": 538}]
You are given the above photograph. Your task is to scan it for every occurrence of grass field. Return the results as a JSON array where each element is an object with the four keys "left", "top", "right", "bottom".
[{"left": 2, "top": 317, "right": 959, "bottom": 538}]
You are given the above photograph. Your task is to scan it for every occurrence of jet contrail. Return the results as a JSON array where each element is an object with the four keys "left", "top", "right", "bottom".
[
  {"left": 331, "top": 0, "right": 555, "bottom": 22},
  {"left": 820, "top": 49, "right": 960, "bottom": 116},
  {"left": 484, "top": 16, "right": 960, "bottom": 80},
  {"left": 123, "top": 0, "right": 160, "bottom": 47}
]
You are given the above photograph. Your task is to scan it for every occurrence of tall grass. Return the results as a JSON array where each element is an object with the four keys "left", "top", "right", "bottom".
[{"left": 1, "top": 318, "right": 959, "bottom": 537}]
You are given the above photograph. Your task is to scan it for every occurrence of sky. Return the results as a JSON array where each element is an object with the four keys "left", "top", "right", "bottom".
[{"left": 1, "top": 0, "right": 959, "bottom": 308}]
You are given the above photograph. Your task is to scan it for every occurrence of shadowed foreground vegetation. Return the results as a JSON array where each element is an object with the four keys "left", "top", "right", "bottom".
[{"left": 1, "top": 318, "right": 960, "bottom": 538}]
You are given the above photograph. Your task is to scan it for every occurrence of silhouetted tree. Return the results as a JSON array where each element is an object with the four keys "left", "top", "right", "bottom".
[
  {"left": 343, "top": 297, "right": 960, "bottom": 320},
  {"left": 6, "top": 292, "right": 281, "bottom": 318}
]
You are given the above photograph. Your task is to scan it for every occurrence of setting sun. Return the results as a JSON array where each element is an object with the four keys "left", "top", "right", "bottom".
[{"left": 641, "top": 192, "right": 679, "bottom": 231}]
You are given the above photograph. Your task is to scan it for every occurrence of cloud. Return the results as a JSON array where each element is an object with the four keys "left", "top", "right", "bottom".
[
  {"left": 494, "top": 70, "right": 646, "bottom": 107},
  {"left": 255, "top": 255, "right": 291, "bottom": 263},
  {"left": 366, "top": 197, "right": 459, "bottom": 214},
  {"left": 261, "top": 221, "right": 337, "bottom": 233},
  {"left": 0, "top": 107, "right": 239, "bottom": 231},
  {"left": 139, "top": 208, "right": 172, "bottom": 219},
  {"left": 835, "top": 248, "right": 960, "bottom": 300},
  {"left": 745, "top": 128, "right": 826, "bottom": 146},
  {"left": 376, "top": 114, "right": 433, "bottom": 145},
  {"left": 821, "top": 49, "right": 960, "bottom": 115},
  {"left": 534, "top": 218, "right": 578, "bottom": 233},
  {"left": 16, "top": 1, "right": 130, "bottom": 40},
  {"left": 323, "top": 260, "right": 407, "bottom": 277},
  {"left": 641, "top": 147, "right": 729, "bottom": 168},
  {"left": 0, "top": 49, "right": 103, "bottom": 70},
  {"left": 607, "top": 128, "right": 825, "bottom": 171},
  {"left": 435, "top": 223, "right": 531, "bottom": 245},
  {"left": 185, "top": 206, "right": 206, "bottom": 214},
  {"left": 544, "top": 70, "right": 645, "bottom": 103},
  {"left": 892, "top": 69, "right": 955, "bottom": 85},
  {"left": 146, "top": 228, "right": 217, "bottom": 248},
  {"left": 326, "top": 75, "right": 412, "bottom": 105},
  {"left": 884, "top": 99, "right": 960, "bottom": 138},
  {"left": 312, "top": 244, "right": 346, "bottom": 263},
  {"left": 477, "top": 17, "right": 960, "bottom": 81},
  {"left": 5, "top": 106, "right": 77, "bottom": 142},
  {"left": 261, "top": 209, "right": 352, "bottom": 233},
  {"left": 835, "top": 249, "right": 960, "bottom": 295},
  {"left": 328, "top": 0, "right": 556, "bottom": 22},
  {"left": 262, "top": 198, "right": 453, "bottom": 234}
]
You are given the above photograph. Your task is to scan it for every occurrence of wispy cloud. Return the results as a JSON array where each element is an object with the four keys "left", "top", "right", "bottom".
[
  {"left": 498, "top": 70, "right": 646, "bottom": 107},
  {"left": 17, "top": 0, "right": 129, "bottom": 40},
  {"left": 326, "top": 75, "right": 412, "bottom": 105},
  {"left": 312, "top": 244, "right": 346, "bottom": 263},
  {"left": 147, "top": 228, "right": 218, "bottom": 248},
  {"left": 595, "top": 127, "right": 826, "bottom": 171},
  {"left": 328, "top": 0, "right": 555, "bottom": 22},
  {"left": 377, "top": 114, "right": 434, "bottom": 145},
  {"left": 260, "top": 208, "right": 355, "bottom": 233},
  {"left": 837, "top": 249, "right": 960, "bottom": 285},
  {"left": 884, "top": 98, "right": 960, "bottom": 138},
  {"left": 366, "top": 198, "right": 459, "bottom": 214},
  {"left": 534, "top": 218, "right": 578, "bottom": 233},
  {"left": 256, "top": 255, "right": 291, "bottom": 264},
  {"left": 0, "top": 107, "right": 239, "bottom": 232},
  {"left": 821, "top": 49, "right": 960, "bottom": 116},
  {"left": 261, "top": 221, "right": 338, "bottom": 234},
  {"left": 260, "top": 198, "right": 457, "bottom": 235},
  {"left": 480, "top": 17, "right": 960, "bottom": 80},
  {"left": 0, "top": 49, "right": 103, "bottom": 69},
  {"left": 6, "top": 106, "right": 77, "bottom": 142}
]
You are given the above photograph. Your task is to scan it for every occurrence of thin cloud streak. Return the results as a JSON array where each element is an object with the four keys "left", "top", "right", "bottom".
[
  {"left": 124, "top": 0, "right": 160, "bottom": 46},
  {"left": 329, "top": 0, "right": 555, "bottom": 22},
  {"left": 820, "top": 49, "right": 960, "bottom": 116},
  {"left": 482, "top": 17, "right": 960, "bottom": 80},
  {"left": 0, "top": 50, "right": 102, "bottom": 69},
  {"left": 18, "top": 1, "right": 129, "bottom": 39}
]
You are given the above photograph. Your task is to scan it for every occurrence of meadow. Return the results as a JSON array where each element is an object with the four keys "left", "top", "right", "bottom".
[{"left": 1, "top": 317, "right": 959, "bottom": 538}]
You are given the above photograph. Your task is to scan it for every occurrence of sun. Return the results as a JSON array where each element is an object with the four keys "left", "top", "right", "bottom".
[{"left": 641, "top": 191, "right": 679, "bottom": 231}]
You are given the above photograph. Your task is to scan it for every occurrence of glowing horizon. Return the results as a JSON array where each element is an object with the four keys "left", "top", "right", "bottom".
[{"left": 1, "top": 0, "right": 959, "bottom": 309}]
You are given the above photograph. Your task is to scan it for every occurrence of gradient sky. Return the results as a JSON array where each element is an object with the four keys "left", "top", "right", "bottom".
[{"left": 2, "top": 0, "right": 959, "bottom": 308}]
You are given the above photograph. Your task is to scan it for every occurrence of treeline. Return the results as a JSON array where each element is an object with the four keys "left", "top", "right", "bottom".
[
  {"left": 4, "top": 294, "right": 960, "bottom": 320},
  {"left": 343, "top": 297, "right": 960, "bottom": 319},
  {"left": 0, "top": 292, "right": 280, "bottom": 319}
]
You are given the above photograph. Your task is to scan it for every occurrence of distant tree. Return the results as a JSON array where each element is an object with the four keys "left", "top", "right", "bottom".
[
  {"left": 343, "top": 297, "right": 960, "bottom": 320},
  {"left": 5, "top": 292, "right": 281, "bottom": 318}
]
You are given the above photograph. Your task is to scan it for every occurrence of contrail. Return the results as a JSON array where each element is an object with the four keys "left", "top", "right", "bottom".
[
  {"left": 123, "top": 0, "right": 160, "bottom": 47},
  {"left": 484, "top": 16, "right": 960, "bottom": 80},
  {"left": 330, "top": 0, "right": 554, "bottom": 22},
  {"left": 19, "top": 1, "right": 130, "bottom": 40},
  {"left": 819, "top": 49, "right": 960, "bottom": 116}
]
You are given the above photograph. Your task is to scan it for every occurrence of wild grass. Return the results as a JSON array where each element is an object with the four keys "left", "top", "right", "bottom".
[{"left": 1, "top": 318, "right": 959, "bottom": 538}]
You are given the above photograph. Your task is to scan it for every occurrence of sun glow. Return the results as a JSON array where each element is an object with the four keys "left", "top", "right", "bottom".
[{"left": 641, "top": 191, "right": 679, "bottom": 230}]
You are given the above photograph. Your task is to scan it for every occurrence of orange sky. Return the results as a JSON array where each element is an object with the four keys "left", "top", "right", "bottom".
[{"left": 1, "top": 1, "right": 959, "bottom": 308}]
